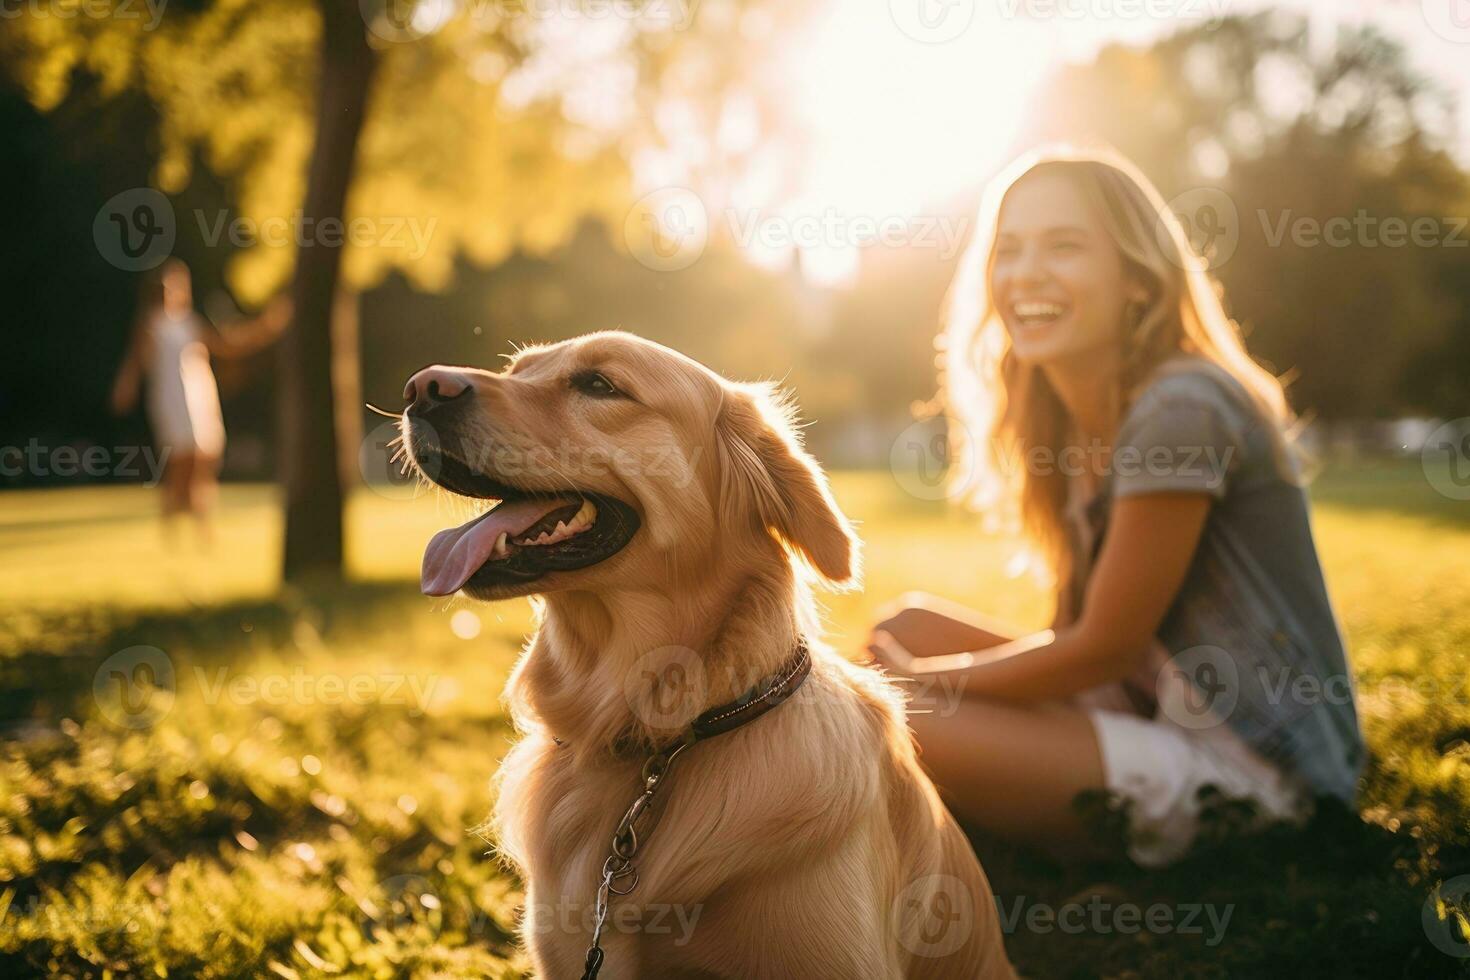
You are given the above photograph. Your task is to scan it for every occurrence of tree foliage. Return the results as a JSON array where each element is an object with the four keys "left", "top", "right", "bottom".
[
  {"left": 6, "top": 0, "right": 809, "bottom": 301},
  {"left": 1023, "top": 12, "right": 1469, "bottom": 418},
  {"left": 6, "top": 0, "right": 818, "bottom": 580}
]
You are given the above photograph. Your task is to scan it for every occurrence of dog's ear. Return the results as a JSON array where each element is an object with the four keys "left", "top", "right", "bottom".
[{"left": 715, "top": 383, "right": 859, "bottom": 587}]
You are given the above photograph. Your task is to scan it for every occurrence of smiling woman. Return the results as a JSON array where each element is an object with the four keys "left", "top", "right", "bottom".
[{"left": 868, "top": 145, "right": 1364, "bottom": 869}]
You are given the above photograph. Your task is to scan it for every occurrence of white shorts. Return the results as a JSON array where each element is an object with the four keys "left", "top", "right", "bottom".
[{"left": 1086, "top": 708, "right": 1313, "bottom": 867}]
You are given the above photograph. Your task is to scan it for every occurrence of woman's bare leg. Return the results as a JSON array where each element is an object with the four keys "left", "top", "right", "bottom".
[
  {"left": 189, "top": 452, "right": 220, "bottom": 546},
  {"left": 905, "top": 695, "right": 1107, "bottom": 855},
  {"left": 160, "top": 451, "right": 196, "bottom": 544}
]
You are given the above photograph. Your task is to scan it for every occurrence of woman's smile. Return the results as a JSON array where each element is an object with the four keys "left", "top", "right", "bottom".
[{"left": 1007, "top": 298, "right": 1072, "bottom": 334}]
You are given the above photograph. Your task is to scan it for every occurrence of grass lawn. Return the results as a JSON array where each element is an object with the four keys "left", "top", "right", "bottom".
[{"left": 1, "top": 461, "right": 1467, "bottom": 977}]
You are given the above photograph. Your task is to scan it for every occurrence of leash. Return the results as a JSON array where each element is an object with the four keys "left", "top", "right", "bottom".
[{"left": 578, "top": 639, "right": 812, "bottom": 980}]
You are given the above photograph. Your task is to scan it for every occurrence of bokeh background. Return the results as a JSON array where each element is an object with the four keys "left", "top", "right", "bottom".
[{"left": 2, "top": 0, "right": 1469, "bottom": 977}]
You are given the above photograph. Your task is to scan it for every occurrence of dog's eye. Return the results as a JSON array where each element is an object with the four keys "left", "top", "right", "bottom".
[{"left": 570, "top": 370, "right": 621, "bottom": 398}]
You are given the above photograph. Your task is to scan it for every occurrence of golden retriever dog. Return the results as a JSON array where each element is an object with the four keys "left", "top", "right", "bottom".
[{"left": 401, "top": 331, "right": 1015, "bottom": 979}]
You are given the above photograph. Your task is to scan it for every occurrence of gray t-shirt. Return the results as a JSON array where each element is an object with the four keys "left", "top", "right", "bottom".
[{"left": 1072, "top": 358, "right": 1364, "bottom": 802}]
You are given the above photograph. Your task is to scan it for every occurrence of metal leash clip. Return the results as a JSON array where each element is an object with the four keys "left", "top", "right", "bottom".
[
  {"left": 575, "top": 640, "right": 810, "bottom": 979},
  {"left": 580, "top": 735, "right": 692, "bottom": 980}
]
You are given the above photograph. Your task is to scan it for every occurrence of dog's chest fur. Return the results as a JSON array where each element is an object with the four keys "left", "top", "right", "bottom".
[{"left": 495, "top": 659, "right": 895, "bottom": 963}]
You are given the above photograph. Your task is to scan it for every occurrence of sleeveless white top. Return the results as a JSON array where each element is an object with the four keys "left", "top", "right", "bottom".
[{"left": 145, "top": 310, "right": 225, "bottom": 456}]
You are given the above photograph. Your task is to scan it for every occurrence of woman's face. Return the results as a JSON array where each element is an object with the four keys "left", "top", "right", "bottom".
[{"left": 989, "top": 171, "right": 1138, "bottom": 366}]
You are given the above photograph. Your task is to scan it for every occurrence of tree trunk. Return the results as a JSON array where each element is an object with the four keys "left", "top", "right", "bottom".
[
  {"left": 331, "top": 285, "right": 364, "bottom": 495},
  {"left": 279, "top": 1, "right": 378, "bottom": 583}
]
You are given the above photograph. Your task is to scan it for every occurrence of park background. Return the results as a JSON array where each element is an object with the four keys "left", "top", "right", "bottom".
[{"left": 3, "top": 0, "right": 1470, "bottom": 976}]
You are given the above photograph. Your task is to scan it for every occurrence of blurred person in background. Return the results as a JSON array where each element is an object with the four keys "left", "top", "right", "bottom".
[
  {"left": 110, "top": 258, "right": 290, "bottom": 546},
  {"left": 867, "top": 146, "right": 1363, "bottom": 867}
]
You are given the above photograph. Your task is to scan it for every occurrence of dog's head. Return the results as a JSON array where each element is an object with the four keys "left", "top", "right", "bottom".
[{"left": 402, "top": 331, "right": 857, "bottom": 601}]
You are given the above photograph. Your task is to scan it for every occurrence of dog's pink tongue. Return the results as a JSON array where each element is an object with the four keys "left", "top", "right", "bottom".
[{"left": 421, "top": 498, "right": 571, "bottom": 596}]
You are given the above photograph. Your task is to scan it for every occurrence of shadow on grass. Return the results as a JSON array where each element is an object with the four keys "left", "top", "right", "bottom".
[
  {"left": 0, "top": 580, "right": 427, "bottom": 728},
  {"left": 964, "top": 790, "right": 1470, "bottom": 979},
  {"left": 0, "top": 580, "right": 527, "bottom": 978},
  {"left": 4, "top": 568, "right": 1468, "bottom": 977}
]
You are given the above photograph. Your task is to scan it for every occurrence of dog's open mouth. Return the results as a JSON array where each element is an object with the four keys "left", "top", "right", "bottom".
[{"left": 412, "top": 443, "right": 641, "bottom": 597}]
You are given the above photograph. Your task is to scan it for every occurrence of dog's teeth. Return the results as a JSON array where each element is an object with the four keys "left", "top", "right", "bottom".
[
  {"left": 514, "top": 506, "right": 594, "bottom": 550},
  {"left": 491, "top": 532, "right": 509, "bottom": 558}
]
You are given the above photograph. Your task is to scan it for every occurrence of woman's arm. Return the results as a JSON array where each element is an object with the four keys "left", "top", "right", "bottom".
[
  {"left": 110, "top": 314, "right": 147, "bottom": 415},
  {"left": 201, "top": 294, "right": 292, "bottom": 358},
  {"left": 869, "top": 593, "right": 1018, "bottom": 659},
  {"left": 870, "top": 492, "right": 1212, "bottom": 702}
]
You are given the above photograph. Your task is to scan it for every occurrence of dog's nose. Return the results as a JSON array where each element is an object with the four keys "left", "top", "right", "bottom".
[{"left": 404, "top": 366, "right": 472, "bottom": 416}]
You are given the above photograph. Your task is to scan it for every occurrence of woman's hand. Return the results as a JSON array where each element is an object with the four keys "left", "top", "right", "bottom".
[
  {"left": 870, "top": 596, "right": 1015, "bottom": 660},
  {"left": 207, "top": 293, "right": 294, "bottom": 358},
  {"left": 110, "top": 369, "right": 139, "bottom": 416},
  {"left": 261, "top": 294, "right": 293, "bottom": 333}
]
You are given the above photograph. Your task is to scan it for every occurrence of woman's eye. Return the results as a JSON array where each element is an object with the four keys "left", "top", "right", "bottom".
[{"left": 571, "top": 371, "right": 620, "bottom": 398}]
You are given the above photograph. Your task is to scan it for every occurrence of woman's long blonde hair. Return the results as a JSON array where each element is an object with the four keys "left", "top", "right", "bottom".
[{"left": 942, "top": 144, "right": 1296, "bottom": 592}]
